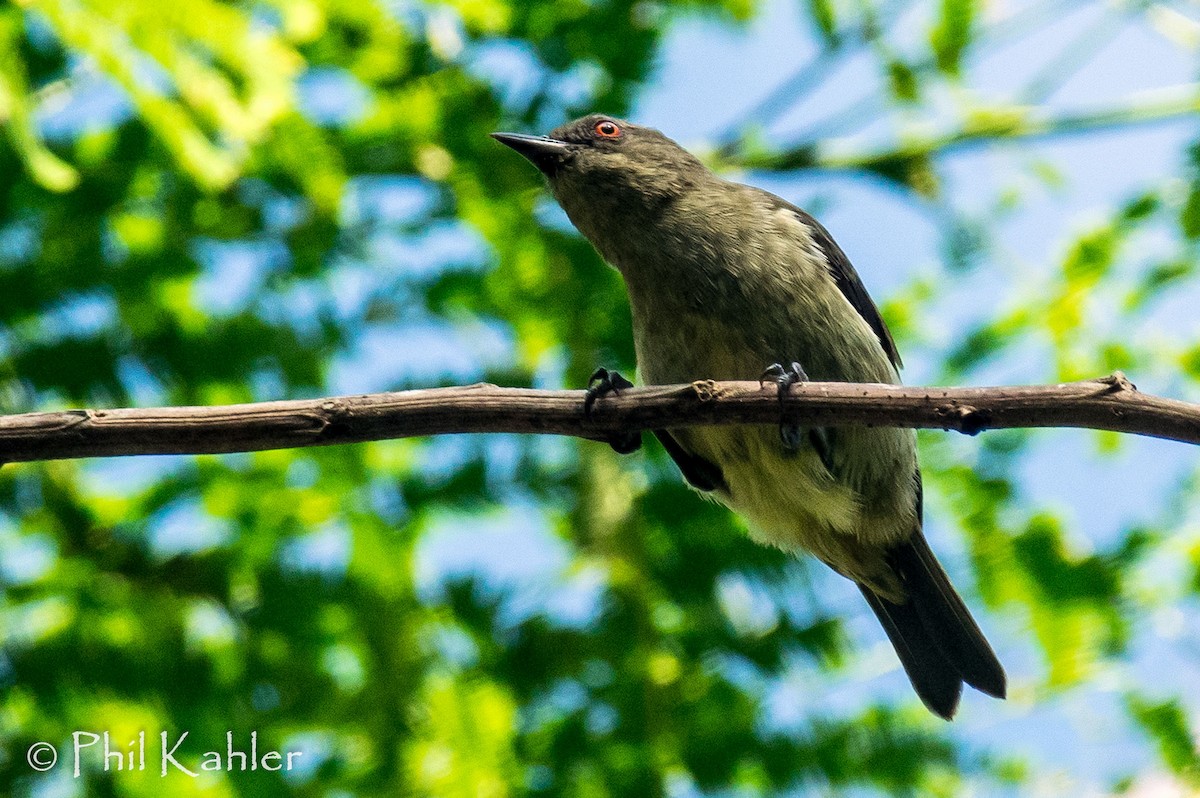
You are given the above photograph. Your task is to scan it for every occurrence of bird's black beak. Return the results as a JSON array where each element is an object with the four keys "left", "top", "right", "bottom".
[{"left": 491, "top": 132, "right": 572, "bottom": 176}]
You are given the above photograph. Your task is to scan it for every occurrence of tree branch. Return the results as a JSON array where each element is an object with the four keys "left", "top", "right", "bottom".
[
  {"left": 734, "top": 84, "right": 1200, "bottom": 173},
  {"left": 0, "top": 373, "right": 1197, "bottom": 464}
]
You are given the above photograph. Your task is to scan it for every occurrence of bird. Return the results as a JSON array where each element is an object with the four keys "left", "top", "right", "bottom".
[{"left": 492, "top": 114, "right": 1005, "bottom": 719}]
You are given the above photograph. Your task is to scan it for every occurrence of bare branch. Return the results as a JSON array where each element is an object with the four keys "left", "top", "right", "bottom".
[
  {"left": 735, "top": 85, "right": 1200, "bottom": 173},
  {"left": 717, "top": 0, "right": 1082, "bottom": 150},
  {"left": 0, "top": 373, "right": 1197, "bottom": 464}
]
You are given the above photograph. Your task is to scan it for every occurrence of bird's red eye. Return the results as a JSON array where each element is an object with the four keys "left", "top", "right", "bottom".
[{"left": 595, "top": 120, "right": 621, "bottom": 138}]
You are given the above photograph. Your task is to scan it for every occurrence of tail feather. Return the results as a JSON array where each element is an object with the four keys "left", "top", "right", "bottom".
[
  {"left": 892, "top": 535, "right": 1006, "bottom": 699},
  {"left": 860, "top": 533, "right": 1006, "bottom": 719},
  {"left": 859, "top": 584, "right": 963, "bottom": 719}
]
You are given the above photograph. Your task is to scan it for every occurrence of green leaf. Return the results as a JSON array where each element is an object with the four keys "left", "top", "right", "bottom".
[
  {"left": 1127, "top": 695, "right": 1200, "bottom": 786},
  {"left": 1125, "top": 260, "right": 1193, "bottom": 312},
  {"left": 887, "top": 57, "right": 920, "bottom": 103},
  {"left": 806, "top": 0, "right": 838, "bottom": 46},
  {"left": 1011, "top": 514, "right": 1125, "bottom": 685},
  {"left": 1181, "top": 344, "right": 1200, "bottom": 381},
  {"left": 1061, "top": 224, "right": 1118, "bottom": 283},
  {"left": 1181, "top": 184, "right": 1200, "bottom": 238},
  {"left": 0, "top": 8, "right": 79, "bottom": 191},
  {"left": 930, "top": 0, "right": 976, "bottom": 76}
]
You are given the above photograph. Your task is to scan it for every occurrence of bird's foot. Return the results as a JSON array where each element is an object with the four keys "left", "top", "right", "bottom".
[
  {"left": 759, "top": 361, "right": 809, "bottom": 452},
  {"left": 584, "top": 367, "right": 642, "bottom": 454}
]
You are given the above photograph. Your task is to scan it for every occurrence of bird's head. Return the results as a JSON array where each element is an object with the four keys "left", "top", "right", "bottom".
[{"left": 491, "top": 115, "right": 710, "bottom": 244}]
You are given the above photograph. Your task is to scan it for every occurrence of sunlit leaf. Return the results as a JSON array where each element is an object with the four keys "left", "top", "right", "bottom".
[
  {"left": 930, "top": 0, "right": 975, "bottom": 77},
  {"left": 1127, "top": 695, "right": 1200, "bottom": 787}
]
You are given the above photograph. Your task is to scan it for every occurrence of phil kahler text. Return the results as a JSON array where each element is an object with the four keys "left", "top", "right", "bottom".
[{"left": 66, "top": 731, "right": 303, "bottom": 777}]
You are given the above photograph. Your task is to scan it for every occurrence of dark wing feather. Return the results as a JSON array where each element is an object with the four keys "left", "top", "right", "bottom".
[
  {"left": 653, "top": 429, "right": 726, "bottom": 493},
  {"left": 761, "top": 192, "right": 903, "bottom": 370}
]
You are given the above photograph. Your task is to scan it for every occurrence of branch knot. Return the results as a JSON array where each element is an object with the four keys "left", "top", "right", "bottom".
[
  {"left": 937, "top": 404, "right": 992, "bottom": 436},
  {"left": 691, "top": 380, "right": 721, "bottom": 403},
  {"left": 1098, "top": 371, "right": 1137, "bottom": 394},
  {"left": 319, "top": 400, "right": 353, "bottom": 439}
]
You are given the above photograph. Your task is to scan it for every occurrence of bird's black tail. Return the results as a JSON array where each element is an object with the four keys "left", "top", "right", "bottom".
[{"left": 858, "top": 533, "right": 1006, "bottom": 720}]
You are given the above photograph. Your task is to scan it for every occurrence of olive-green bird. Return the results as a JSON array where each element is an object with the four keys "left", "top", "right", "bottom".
[{"left": 493, "top": 114, "right": 1005, "bottom": 719}]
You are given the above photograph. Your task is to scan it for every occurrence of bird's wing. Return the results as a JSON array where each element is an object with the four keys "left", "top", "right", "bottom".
[
  {"left": 763, "top": 193, "right": 903, "bottom": 370},
  {"left": 652, "top": 429, "right": 726, "bottom": 493}
]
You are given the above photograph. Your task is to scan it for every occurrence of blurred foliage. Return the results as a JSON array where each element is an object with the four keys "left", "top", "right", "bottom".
[
  {"left": 0, "top": 0, "right": 1199, "bottom": 796},
  {"left": 1127, "top": 694, "right": 1200, "bottom": 788}
]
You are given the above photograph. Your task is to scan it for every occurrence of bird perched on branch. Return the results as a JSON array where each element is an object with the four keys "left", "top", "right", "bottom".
[{"left": 492, "top": 115, "right": 1005, "bottom": 719}]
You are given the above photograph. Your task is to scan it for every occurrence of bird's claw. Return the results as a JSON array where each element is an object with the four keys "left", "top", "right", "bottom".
[
  {"left": 760, "top": 362, "right": 809, "bottom": 452},
  {"left": 584, "top": 367, "right": 641, "bottom": 454},
  {"left": 759, "top": 361, "right": 809, "bottom": 391}
]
